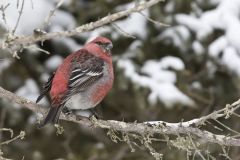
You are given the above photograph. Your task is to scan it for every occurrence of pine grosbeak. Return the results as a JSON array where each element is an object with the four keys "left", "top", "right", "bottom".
[{"left": 36, "top": 36, "right": 114, "bottom": 127}]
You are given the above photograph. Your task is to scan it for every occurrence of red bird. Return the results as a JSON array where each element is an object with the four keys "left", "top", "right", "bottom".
[{"left": 36, "top": 36, "right": 114, "bottom": 127}]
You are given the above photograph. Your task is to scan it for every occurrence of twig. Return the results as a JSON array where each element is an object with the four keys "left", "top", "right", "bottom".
[
  {"left": 0, "top": 3, "right": 10, "bottom": 26},
  {"left": 0, "top": 131, "right": 25, "bottom": 145},
  {"left": 42, "top": 0, "right": 64, "bottom": 29},
  {"left": 1, "top": 0, "right": 164, "bottom": 51},
  {"left": 0, "top": 86, "right": 240, "bottom": 147},
  {"left": 27, "top": 45, "right": 50, "bottom": 54},
  {"left": 138, "top": 11, "right": 170, "bottom": 27},
  {"left": 12, "top": 0, "right": 25, "bottom": 34},
  {"left": 30, "top": 0, "right": 34, "bottom": 9},
  {"left": 213, "top": 119, "right": 240, "bottom": 136},
  {"left": 111, "top": 23, "right": 136, "bottom": 39},
  {"left": 0, "top": 128, "right": 13, "bottom": 138},
  {"left": 188, "top": 134, "right": 206, "bottom": 160},
  {"left": 146, "top": 100, "right": 240, "bottom": 128},
  {"left": 12, "top": 51, "right": 20, "bottom": 59},
  {"left": 17, "top": 0, "right": 20, "bottom": 8},
  {"left": 0, "top": 107, "right": 7, "bottom": 141}
]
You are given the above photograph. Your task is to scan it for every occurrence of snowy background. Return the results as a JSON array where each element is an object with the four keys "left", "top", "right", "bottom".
[{"left": 1, "top": 0, "right": 240, "bottom": 159}]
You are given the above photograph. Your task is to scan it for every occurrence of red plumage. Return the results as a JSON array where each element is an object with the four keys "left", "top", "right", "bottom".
[
  {"left": 36, "top": 36, "right": 114, "bottom": 127},
  {"left": 50, "top": 53, "right": 72, "bottom": 103}
]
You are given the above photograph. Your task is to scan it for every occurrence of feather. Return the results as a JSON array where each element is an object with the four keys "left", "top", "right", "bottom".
[
  {"left": 66, "top": 51, "right": 104, "bottom": 98},
  {"left": 36, "top": 72, "right": 55, "bottom": 103},
  {"left": 38, "top": 104, "right": 63, "bottom": 128}
]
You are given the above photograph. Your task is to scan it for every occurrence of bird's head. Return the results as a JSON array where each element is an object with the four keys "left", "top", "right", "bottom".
[{"left": 89, "top": 36, "right": 113, "bottom": 55}]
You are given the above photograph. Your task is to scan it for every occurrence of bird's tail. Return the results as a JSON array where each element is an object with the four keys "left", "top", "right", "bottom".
[{"left": 39, "top": 104, "right": 63, "bottom": 128}]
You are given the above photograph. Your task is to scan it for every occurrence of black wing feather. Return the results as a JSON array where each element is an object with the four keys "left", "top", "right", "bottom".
[
  {"left": 64, "top": 50, "right": 104, "bottom": 102},
  {"left": 36, "top": 72, "right": 55, "bottom": 103},
  {"left": 38, "top": 104, "right": 63, "bottom": 128}
]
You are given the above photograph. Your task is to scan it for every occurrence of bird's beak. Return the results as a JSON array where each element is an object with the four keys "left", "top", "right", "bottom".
[
  {"left": 106, "top": 43, "right": 113, "bottom": 51},
  {"left": 105, "top": 43, "right": 113, "bottom": 54}
]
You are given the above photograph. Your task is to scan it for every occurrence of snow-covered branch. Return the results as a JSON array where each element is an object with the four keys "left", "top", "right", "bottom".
[
  {"left": 1, "top": 0, "right": 163, "bottom": 52},
  {"left": 0, "top": 86, "right": 240, "bottom": 147}
]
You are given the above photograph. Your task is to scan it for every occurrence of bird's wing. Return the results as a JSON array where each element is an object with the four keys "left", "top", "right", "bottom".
[
  {"left": 36, "top": 72, "right": 55, "bottom": 103},
  {"left": 64, "top": 50, "right": 104, "bottom": 101}
]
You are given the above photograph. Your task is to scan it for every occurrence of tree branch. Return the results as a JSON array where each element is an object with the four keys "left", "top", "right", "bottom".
[
  {"left": 0, "top": 86, "right": 240, "bottom": 147},
  {"left": 1, "top": 0, "right": 164, "bottom": 51}
]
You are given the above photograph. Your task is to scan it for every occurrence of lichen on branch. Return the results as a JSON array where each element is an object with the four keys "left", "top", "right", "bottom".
[{"left": 0, "top": 86, "right": 240, "bottom": 148}]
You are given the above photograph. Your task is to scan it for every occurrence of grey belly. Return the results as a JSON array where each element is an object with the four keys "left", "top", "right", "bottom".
[{"left": 65, "top": 94, "right": 95, "bottom": 110}]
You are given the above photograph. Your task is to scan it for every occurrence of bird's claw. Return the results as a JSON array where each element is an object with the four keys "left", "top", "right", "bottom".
[{"left": 89, "top": 109, "right": 102, "bottom": 119}]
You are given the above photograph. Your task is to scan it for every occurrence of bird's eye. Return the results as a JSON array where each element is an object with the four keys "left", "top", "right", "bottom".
[
  {"left": 95, "top": 41, "right": 103, "bottom": 46},
  {"left": 94, "top": 41, "right": 113, "bottom": 54}
]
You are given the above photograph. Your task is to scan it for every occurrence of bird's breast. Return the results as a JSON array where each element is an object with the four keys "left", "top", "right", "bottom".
[{"left": 90, "top": 62, "right": 114, "bottom": 105}]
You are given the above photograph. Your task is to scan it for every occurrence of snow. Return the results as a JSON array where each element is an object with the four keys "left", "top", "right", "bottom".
[
  {"left": 222, "top": 47, "right": 240, "bottom": 76},
  {"left": 59, "top": 37, "right": 83, "bottom": 52},
  {"left": 148, "top": 82, "right": 194, "bottom": 107},
  {"left": 225, "top": 16, "right": 240, "bottom": 53},
  {"left": 15, "top": 79, "right": 48, "bottom": 105},
  {"left": 145, "top": 118, "right": 200, "bottom": 127},
  {"left": 142, "top": 57, "right": 185, "bottom": 83},
  {"left": 144, "top": 68, "right": 176, "bottom": 84},
  {"left": 0, "top": 59, "right": 12, "bottom": 74},
  {"left": 191, "top": 81, "right": 202, "bottom": 90},
  {"left": 49, "top": 25, "right": 82, "bottom": 52},
  {"left": 117, "top": 57, "right": 195, "bottom": 108},
  {"left": 209, "top": 36, "right": 228, "bottom": 57},
  {"left": 176, "top": 0, "right": 240, "bottom": 76},
  {"left": 44, "top": 55, "right": 63, "bottom": 70},
  {"left": 175, "top": 14, "right": 212, "bottom": 40},
  {"left": 117, "top": 40, "right": 194, "bottom": 108},
  {"left": 87, "top": 27, "right": 112, "bottom": 43},
  {"left": 129, "top": 40, "right": 142, "bottom": 50},
  {"left": 50, "top": 10, "right": 76, "bottom": 31},
  {"left": 164, "top": 1, "right": 174, "bottom": 13},
  {"left": 157, "top": 26, "right": 191, "bottom": 52},
  {"left": 114, "top": 10, "right": 148, "bottom": 39},
  {"left": 4, "top": 0, "right": 240, "bottom": 111},
  {"left": 0, "top": 0, "right": 75, "bottom": 35},
  {"left": 114, "top": 40, "right": 142, "bottom": 61},
  {"left": 40, "top": 72, "right": 50, "bottom": 83},
  {"left": 88, "top": 9, "right": 148, "bottom": 40},
  {"left": 158, "top": 56, "right": 185, "bottom": 71},
  {"left": 87, "top": 2, "right": 148, "bottom": 40},
  {"left": 176, "top": 0, "right": 240, "bottom": 41},
  {"left": 192, "top": 41, "right": 204, "bottom": 55}
]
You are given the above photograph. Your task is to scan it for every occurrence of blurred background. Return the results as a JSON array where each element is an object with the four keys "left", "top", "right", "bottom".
[{"left": 1, "top": 0, "right": 240, "bottom": 159}]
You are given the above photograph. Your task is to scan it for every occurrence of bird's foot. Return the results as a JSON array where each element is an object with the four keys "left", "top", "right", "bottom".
[{"left": 89, "top": 109, "right": 102, "bottom": 119}]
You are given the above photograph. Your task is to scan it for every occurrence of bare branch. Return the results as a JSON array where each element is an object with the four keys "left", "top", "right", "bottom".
[
  {"left": 111, "top": 23, "right": 136, "bottom": 39},
  {"left": 0, "top": 3, "right": 10, "bottom": 26},
  {"left": 0, "top": 128, "right": 13, "bottom": 138},
  {"left": 1, "top": 0, "right": 164, "bottom": 51},
  {"left": 0, "top": 131, "right": 25, "bottom": 145},
  {"left": 0, "top": 86, "right": 240, "bottom": 147},
  {"left": 42, "top": 0, "right": 64, "bottom": 30},
  {"left": 12, "top": 0, "right": 25, "bottom": 34},
  {"left": 138, "top": 11, "right": 170, "bottom": 27}
]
